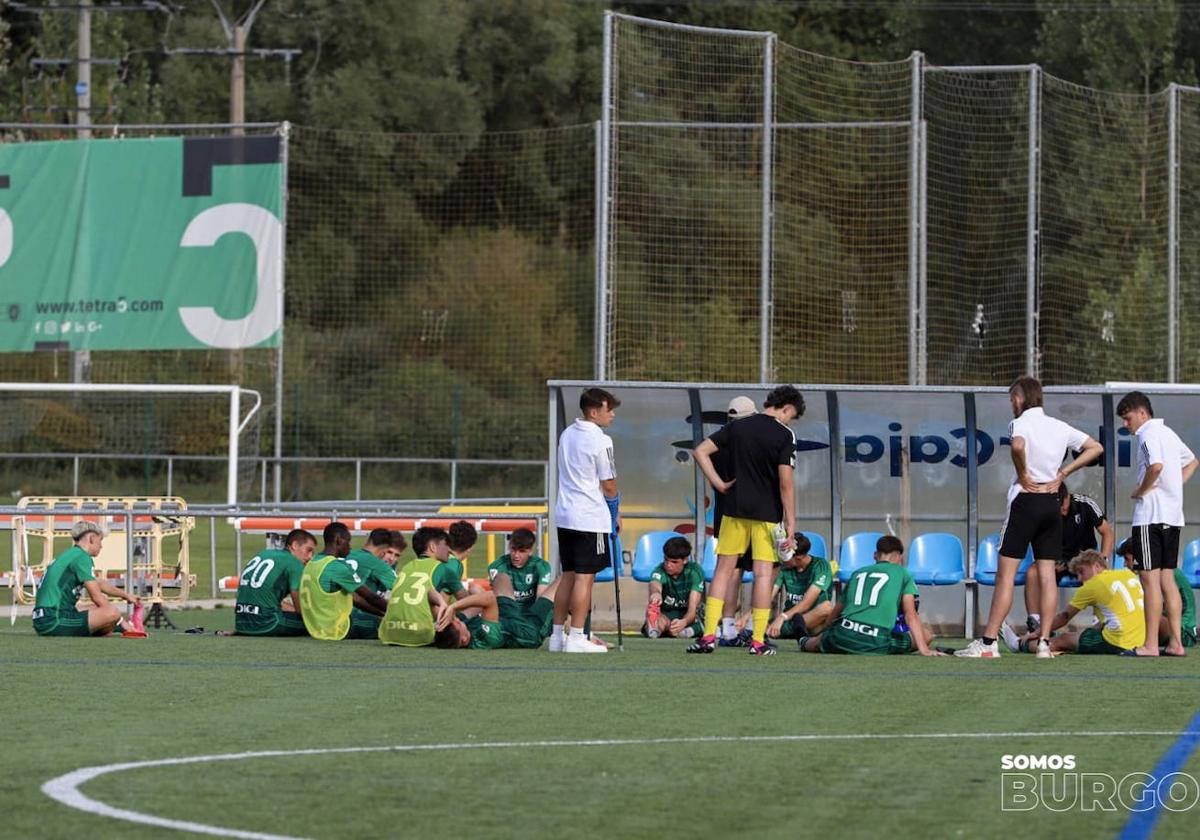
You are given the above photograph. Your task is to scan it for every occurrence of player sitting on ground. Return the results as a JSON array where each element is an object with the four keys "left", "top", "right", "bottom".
[
  {"left": 300, "top": 522, "right": 389, "bottom": 641},
  {"left": 1116, "top": 538, "right": 1195, "bottom": 651},
  {"left": 435, "top": 569, "right": 562, "bottom": 649},
  {"left": 487, "top": 528, "right": 553, "bottom": 611},
  {"left": 643, "top": 536, "right": 704, "bottom": 639},
  {"left": 227, "top": 528, "right": 316, "bottom": 636},
  {"left": 344, "top": 528, "right": 400, "bottom": 639},
  {"left": 1008, "top": 549, "right": 1145, "bottom": 656},
  {"left": 447, "top": 520, "right": 477, "bottom": 582},
  {"left": 412, "top": 526, "right": 470, "bottom": 601},
  {"left": 767, "top": 534, "right": 835, "bottom": 641},
  {"left": 33, "top": 521, "right": 143, "bottom": 638},
  {"left": 378, "top": 551, "right": 452, "bottom": 647},
  {"left": 800, "top": 535, "right": 940, "bottom": 656}
]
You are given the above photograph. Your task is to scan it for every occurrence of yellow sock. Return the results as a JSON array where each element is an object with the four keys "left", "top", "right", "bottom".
[
  {"left": 752, "top": 608, "right": 771, "bottom": 644},
  {"left": 702, "top": 597, "right": 724, "bottom": 638}
]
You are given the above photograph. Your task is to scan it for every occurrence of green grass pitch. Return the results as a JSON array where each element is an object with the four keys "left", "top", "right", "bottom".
[{"left": 2, "top": 616, "right": 1199, "bottom": 839}]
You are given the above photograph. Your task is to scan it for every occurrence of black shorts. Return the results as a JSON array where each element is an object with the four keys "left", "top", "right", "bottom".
[
  {"left": 736, "top": 548, "right": 754, "bottom": 572},
  {"left": 1129, "top": 524, "right": 1181, "bottom": 571},
  {"left": 1000, "top": 493, "right": 1061, "bottom": 562},
  {"left": 557, "top": 527, "right": 611, "bottom": 575}
]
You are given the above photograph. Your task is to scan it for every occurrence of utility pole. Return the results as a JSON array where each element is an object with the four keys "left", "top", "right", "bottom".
[{"left": 209, "top": 0, "right": 269, "bottom": 136}]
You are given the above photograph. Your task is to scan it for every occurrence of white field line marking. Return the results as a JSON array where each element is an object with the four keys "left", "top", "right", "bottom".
[{"left": 43, "top": 730, "right": 1200, "bottom": 840}]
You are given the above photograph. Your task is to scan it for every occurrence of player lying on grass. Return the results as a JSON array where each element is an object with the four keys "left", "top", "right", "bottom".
[
  {"left": 800, "top": 535, "right": 941, "bottom": 656},
  {"left": 300, "top": 522, "right": 389, "bottom": 640},
  {"left": 411, "top": 526, "right": 470, "bottom": 601},
  {"left": 643, "top": 535, "right": 704, "bottom": 639},
  {"left": 33, "top": 520, "right": 144, "bottom": 637},
  {"left": 488, "top": 527, "right": 553, "bottom": 612},
  {"left": 435, "top": 569, "right": 561, "bottom": 649},
  {"left": 767, "top": 533, "right": 835, "bottom": 641},
  {"left": 1004, "top": 549, "right": 1145, "bottom": 656},
  {"left": 344, "top": 528, "right": 400, "bottom": 639},
  {"left": 1116, "top": 538, "right": 1195, "bottom": 650},
  {"left": 227, "top": 528, "right": 316, "bottom": 636}
]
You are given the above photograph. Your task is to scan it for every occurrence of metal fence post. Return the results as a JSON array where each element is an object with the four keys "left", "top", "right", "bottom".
[
  {"left": 1168, "top": 83, "right": 1179, "bottom": 383},
  {"left": 759, "top": 34, "right": 776, "bottom": 384},
  {"left": 596, "top": 14, "right": 615, "bottom": 381},
  {"left": 1026, "top": 65, "right": 1042, "bottom": 377},
  {"left": 908, "top": 52, "right": 924, "bottom": 385}
]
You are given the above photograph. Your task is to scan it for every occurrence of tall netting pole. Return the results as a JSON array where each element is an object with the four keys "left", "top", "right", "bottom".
[
  {"left": 1168, "top": 82, "right": 1179, "bottom": 383},
  {"left": 1027, "top": 66, "right": 1041, "bottom": 378},
  {"left": 597, "top": 12, "right": 615, "bottom": 382},
  {"left": 908, "top": 52, "right": 924, "bottom": 386},
  {"left": 759, "top": 35, "right": 776, "bottom": 384}
]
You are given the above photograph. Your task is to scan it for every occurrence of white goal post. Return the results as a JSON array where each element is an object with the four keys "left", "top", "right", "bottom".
[{"left": 0, "top": 383, "right": 261, "bottom": 506}]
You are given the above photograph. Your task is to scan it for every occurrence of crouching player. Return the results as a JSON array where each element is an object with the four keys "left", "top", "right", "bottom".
[
  {"left": 436, "top": 571, "right": 561, "bottom": 649},
  {"left": 643, "top": 536, "right": 704, "bottom": 639},
  {"left": 229, "top": 528, "right": 316, "bottom": 636},
  {"left": 767, "top": 533, "right": 834, "bottom": 641},
  {"left": 1009, "top": 549, "right": 1145, "bottom": 655},
  {"left": 800, "top": 535, "right": 941, "bottom": 656},
  {"left": 33, "top": 521, "right": 143, "bottom": 637}
]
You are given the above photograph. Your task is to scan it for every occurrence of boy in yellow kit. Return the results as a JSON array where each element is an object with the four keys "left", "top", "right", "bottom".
[{"left": 1011, "top": 549, "right": 1145, "bottom": 655}]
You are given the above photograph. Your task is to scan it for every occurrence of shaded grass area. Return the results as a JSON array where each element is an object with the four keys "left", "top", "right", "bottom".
[{"left": 2, "top": 626, "right": 1199, "bottom": 839}]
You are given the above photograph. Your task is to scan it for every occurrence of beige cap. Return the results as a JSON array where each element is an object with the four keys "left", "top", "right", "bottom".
[{"left": 727, "top": 396, "right": 757, "bottom": 419}]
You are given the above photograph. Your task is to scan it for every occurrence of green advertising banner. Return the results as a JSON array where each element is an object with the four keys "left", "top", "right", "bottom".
[{"left": 0, "top": 135, "right": 283, "bottom": 351}]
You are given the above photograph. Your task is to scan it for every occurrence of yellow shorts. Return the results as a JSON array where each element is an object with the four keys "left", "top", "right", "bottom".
[{"left": 716, "top": 516, "right": 778, "bottom": 563}]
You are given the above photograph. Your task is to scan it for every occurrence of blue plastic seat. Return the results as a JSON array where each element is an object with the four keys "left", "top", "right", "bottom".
[
  {"left": 594, "top": 534, "right": 624, "bottom": 582},
  {"left": 908, "top": 533, "right": 965, "bottom": 585},
  {"left": 975, "top": 534, "right": 1034, "bottom": 585},
  {"left": 632, "top": 531, "right": 686, "bottom": 582},
  {"left": 799, "top": 531, "right": 828, "bottom": 560},
  {"left": 700, "top": 536, "right": 756, "bottom": 583},
  {"left": 1184, "top": 539, "right": 1200, "bottom": 588},
  {"left": 838, "top": 532, "right": 883, "bottom": 583}
]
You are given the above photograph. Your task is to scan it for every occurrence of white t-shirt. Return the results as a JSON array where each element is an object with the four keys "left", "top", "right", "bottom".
[
  {"left": 554, "top": 419, "right": 617, "bottom": 533},
  {"left": 1132, "top": 418, "right": 1196, "bottom": 527},
  {"left": 1006, "top": 407, "right": 1090, "bottom": 506}
]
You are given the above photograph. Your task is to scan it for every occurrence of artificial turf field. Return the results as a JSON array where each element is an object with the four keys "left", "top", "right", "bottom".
[{"left": 3, "top": 614, "right": 1199, "bottom": 840}]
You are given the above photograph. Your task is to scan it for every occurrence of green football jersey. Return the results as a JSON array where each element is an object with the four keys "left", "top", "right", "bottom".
[
  {"left": 446, "top": 555, "right": 465, "bottom": 581},
  {"left": 650, "top": 561, "right": 704, "bottom": 617},
  {"left": 345, "top": 548, "right": 398, "bottom": 596},
  {"left": 841, "top": 562, "right": 918, "bottom": 630},
  {"left": 464, "top": 614, "right": 504, "bottom": 649},
  {"left": 314, "top": 556, "right": 363, "bottom": 594},
  {"left": 235, "top": 549, "right": 305, "bottom": 615},
  {"left": 431, "top": 560, "right": 463, "bottom": 596},
  {"left": 776, "top": 556, "right": 833, "bottom": 610},
  {"left": 34, "top": 546, "right": 95, "bottom": 610},
  {"left": 488, "top": 554, "right": 553, "bottom": 606},
  {"left": 1174, "top": 568, "right": 1197, "bottom": 633}
]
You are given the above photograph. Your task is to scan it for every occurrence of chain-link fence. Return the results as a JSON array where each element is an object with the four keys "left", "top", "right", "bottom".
[
  {"left": 0, "top": 121, "right": 595, "bottom": 500},
  {"left": 3, "top": 11, "right": 1200, "bottom": 499},
  {"left": 601, "top": 12, "right": 1200, "bottom": 387}
]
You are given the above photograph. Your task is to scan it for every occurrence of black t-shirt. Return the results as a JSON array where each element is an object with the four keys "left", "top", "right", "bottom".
[
  {"left": 707, "top": 413, "right": 796, "bottom": 523},
  {"left": 1061, "top": 494, "right": 1105, "bottom": 561}
]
